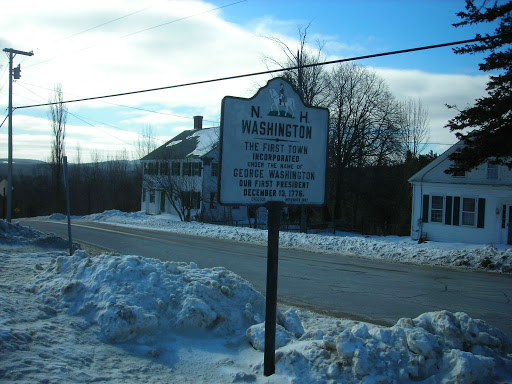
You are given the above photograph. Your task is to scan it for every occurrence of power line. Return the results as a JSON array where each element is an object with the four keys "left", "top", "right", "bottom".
[
  {"left": 120, "top": 0, "right": 247, "bottom": 39},
  {"left": 16, "top": 36, "right": 497, "bottom": 110},
  {"left": 60, "top": 7, "right": 150, "bottom": 41},
  {"left": 12, "top": 83, "right": 165, "bottom": 147},
  {"left": 19, "top": 7, "right": 151, "bottom": 68},
  {"left": 16, "top": 80, "right": 219, "bottom": 124},
  {"left": 24, "top": 0, "right": 247, "bottom": 70},
  {"left": 66, "top": 110, "right": 137, "bottom": 148},
  {"left": 0, "top": 113, "right": 8, "bottom": 129}
]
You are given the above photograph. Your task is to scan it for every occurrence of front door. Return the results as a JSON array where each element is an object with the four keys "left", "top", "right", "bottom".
[
  {"left": 160, "top": 191, "right": 166, "bottom": 213},
  {"left": 148, "top": 189, "right": 157, "bottom": 215}
]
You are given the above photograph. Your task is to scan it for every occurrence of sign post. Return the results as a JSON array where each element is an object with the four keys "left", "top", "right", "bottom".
[
  {"left": 219, "top": 78, "right": 328, "bottom": 376},
  {"left": 0, "top": 179, "right": 13, "bottom": 220},
  {"left": 63, "top": 156, "right": 73, "bottom": 256}
]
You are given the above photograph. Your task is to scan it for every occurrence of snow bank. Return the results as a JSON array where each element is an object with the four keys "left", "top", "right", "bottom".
[
  {"left": 1, "top": 217, "right": 511, "bottom": 383},
  {"left": 0, "top": 219, "right": 76, "bottom": 250},
  {"left": 77, "top": 210, "right": 512, "bottom": 273},
  {"left": 246, "top": 311, "right": 512, "bottom": 383},
  {"left": 28, "top": 249, "right": 512, "bottom": 383},
  {"left": 33, "top": 251, "right": 267, "bottom": 342}
]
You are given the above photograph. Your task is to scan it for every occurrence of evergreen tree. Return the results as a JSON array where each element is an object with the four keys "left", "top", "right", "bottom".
[{"left": 445, "top": 0, "right": 512, "bottom": 173}]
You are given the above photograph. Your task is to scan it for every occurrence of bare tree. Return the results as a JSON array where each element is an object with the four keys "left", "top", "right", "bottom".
[
  {"left": 48, "top": 83, "right": 68, "bottom": 209},
  {"left": 136, "top": 124, "right": 158, "bottom": 159},
  {"left": 399, "top": 98, "right": 430, "bottom": 159},
  {"left": 326, "top": 63, "right": 404, "bottom": 222},
  {"left": 263, "top": 23, "right": 329, "bottom": 107}
]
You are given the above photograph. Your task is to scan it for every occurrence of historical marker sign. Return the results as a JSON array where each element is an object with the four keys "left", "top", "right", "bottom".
[
  {"left": 219, "top": 78, "right": 328, "bottom": 377},
  {"left": 219, "top": 78, "right": 328, "bottom": 206}
]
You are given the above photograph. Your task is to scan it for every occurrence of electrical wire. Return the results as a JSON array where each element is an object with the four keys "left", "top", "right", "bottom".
[
  {"left": 16, "top": 35, "right": 498, "bottom": 110},
  {"left": 24, "top": 0, "right": 247, "bottom": 70},
  {"left": 120, "top": 0, "right": 246, "bottom": 39},
  {"left": 66, "top": 110, "right": 137, "bottom": 148},
  {"left": 60, "top": 7, "right": 150, "bottom": 41},
  {"left": 18, "top": 7, "right": 151, "bottom": 67},
  {"left": 16, "top": 80, "right": 219, "bottom": 124},
  {"left": 0, "top": 114, "right": 8, "bottom": 129},
  {"left": 12, "top": 83, "right": 166, "bottom": 147}
]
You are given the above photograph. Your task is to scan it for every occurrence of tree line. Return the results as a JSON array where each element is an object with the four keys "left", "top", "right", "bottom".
[{"left": 5, "top": 152, "right": 142, "bottom": 219}]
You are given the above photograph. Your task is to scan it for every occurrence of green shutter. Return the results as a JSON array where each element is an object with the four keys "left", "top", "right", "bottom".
[
  {"left": 422, "top": 195, "right": 429, "bottom": 223},
  {"left": 477, "top": 198, "right": 486, "bottom": 228}
]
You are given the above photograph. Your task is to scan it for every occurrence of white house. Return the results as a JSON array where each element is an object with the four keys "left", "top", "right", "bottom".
[
  {"left": 409, "top": 141, "right": 512, "bottom": 245},
  {"left": 141, "top": 116, "right": 265, "bottom": 224}
]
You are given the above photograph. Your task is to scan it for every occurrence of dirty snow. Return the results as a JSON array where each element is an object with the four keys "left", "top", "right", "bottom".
[
  {"left": 1, "top": 219, "right": 511, "bottom": 383},
  {"left": 75, "top": 210, "right": 512, "bottom": 273}
]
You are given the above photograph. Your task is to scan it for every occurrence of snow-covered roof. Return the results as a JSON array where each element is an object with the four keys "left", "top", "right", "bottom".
[{"left": 141, "top": 127, "right": 219, "bottom": 161}]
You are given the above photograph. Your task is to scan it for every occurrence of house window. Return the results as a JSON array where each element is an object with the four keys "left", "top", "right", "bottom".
[
  {"left": 487, "top": 162, "right": 498, "bottom": 179},
  {"left": 171, "top": 162, "right": 181, "bottom": 176},
  {"left": 160, "top": 162, "right": 169, "bottom": 176},
  {"left": 182, "top": 162, "right": 192, "bottom": 176},
  {"left": 181, "top": 191, "right": 201, "bottom": 209},
  {"left": 211, "top": 163, "right": 219, "bottom": 177},
  {"left": 142, "top": 188, "right": 146, "bottom": 202},
  {"left": 148, "top": 162, "right": 157, "bottom": 175},
  {"left": 210, "top": 192, "right": 217, "bottom": 209},
  {"left": 192, "top": 162, "right": 202, "bottom": 176},
  {"left": 149, "top": 190, "right": 155, "bottom": 203},
  {"left": 462, "top": 198, "right": 476, "bottom": 226},
  {"left": 430, "top": 196, "right": 444, "bottom": 223}
]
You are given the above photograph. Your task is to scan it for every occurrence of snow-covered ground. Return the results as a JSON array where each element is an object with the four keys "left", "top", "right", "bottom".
[
  {"left": 1, "top": 216, "right": 512, "bottom": 383},
  {"left": 69, "top": 210, "right": 512, "bottom": 273}
]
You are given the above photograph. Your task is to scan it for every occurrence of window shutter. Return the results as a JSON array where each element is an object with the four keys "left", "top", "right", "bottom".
[
  {"left": 422, "top": 195, "right": 429, "bottom": 223},
  {"left": 477, "top": 198, "right": 486, "bottom": 228},
  {"left": 453, "top": 197, "right": 460, "bottom": 226},
  {"left": 445, "top": 196, "right": 453, "bottom": 225}
]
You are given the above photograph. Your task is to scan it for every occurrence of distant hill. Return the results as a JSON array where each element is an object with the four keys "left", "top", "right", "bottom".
[
  {"left": 0, "top": 159, "right": 140, "bottom": 179},
  {"left": 0, "top": 159, "right": 50, "bottom": 177}
]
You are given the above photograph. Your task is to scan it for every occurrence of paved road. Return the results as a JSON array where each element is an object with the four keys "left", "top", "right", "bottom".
[{"left": 19, "top": 219, "right": 512, "bottom": 337}]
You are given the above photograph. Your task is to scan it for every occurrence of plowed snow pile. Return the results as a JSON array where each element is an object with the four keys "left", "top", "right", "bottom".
[{"left": 1, "top": 219, "right": 511, "bottom": 383}]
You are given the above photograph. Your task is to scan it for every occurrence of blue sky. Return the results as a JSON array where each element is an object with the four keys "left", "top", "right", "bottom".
[
  {"left": 0, "top": 0, "right": 499, "bottom": 162},
  {"left": 219, "top": 0, "right": 493, "bottom": 73}
]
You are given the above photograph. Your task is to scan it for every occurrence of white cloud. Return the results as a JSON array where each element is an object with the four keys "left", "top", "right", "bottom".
[
  {"left": 374, "top": 67, "right": 490, "bottom": 148},
  {"left": 0, "top": 0, "right": 493, "bottom": 161}
]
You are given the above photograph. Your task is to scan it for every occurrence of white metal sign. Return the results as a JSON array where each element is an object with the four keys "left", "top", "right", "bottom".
[{"left": 219, "top": 78, "right": 328, "bottom": 206}]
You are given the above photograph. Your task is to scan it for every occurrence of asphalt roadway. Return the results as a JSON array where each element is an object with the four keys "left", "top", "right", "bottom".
[{"left": 18, "top": 219, "right": 512, "bottom": 337}]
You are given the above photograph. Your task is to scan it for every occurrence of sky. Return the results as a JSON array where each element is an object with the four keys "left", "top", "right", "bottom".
[{"left": 0, "top": 0, "right": 500, "bottom": 162}]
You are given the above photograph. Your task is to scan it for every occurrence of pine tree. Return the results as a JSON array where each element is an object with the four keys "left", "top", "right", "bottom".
[{"left": 445, "top": 0, "right": 512, "bottom": 173}]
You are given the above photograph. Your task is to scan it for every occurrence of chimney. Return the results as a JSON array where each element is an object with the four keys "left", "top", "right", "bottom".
[{"left": 193, "top": 115, "right": 203, "bottom": 130}]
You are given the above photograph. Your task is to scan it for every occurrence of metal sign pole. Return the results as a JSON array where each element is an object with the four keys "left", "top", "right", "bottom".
[
  {"left": 263, "top": 201, "right": 284, "bottom": 376},
  {"left": 63, "top": 156, "right": 73, "bottom": 255}
]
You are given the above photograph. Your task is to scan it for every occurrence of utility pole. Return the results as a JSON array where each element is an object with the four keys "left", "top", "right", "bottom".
[{"left": 3, "top": 48, "right": 33, "bottom": 222}]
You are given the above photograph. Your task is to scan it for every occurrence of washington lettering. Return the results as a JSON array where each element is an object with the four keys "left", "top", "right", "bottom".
[
  {"left": 268, "top": 170, "right": 315, "bottom": 180},
  {"left": 242, "top": 120, "right": 312, "bottom": 139}
]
